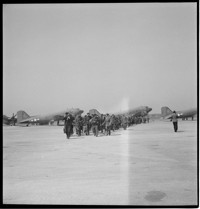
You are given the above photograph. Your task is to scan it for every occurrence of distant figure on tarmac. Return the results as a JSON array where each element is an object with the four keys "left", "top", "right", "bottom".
[
  {"left": 171, "top": 111, "right": 178, "bottom": 132},
  {"left": 63, "top": 112, "right": 74, "bottom": 139}
]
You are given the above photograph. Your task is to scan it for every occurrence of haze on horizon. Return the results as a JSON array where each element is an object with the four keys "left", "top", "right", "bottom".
[{"left": 3, "top": 3, "right": 197, "bottom": 116}]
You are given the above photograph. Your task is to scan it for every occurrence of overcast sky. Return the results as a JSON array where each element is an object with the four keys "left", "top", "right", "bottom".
[{"left": 3, "top": 3, "right": 197, "bottom": 116}]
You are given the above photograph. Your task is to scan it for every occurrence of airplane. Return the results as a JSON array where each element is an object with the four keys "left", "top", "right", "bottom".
[
  {"left": 116, "top": 106, "right": 152, "bottom": 117},
  {"left": 161, "top": 106, "right": 197, "bottom": 120},
  {"left": 3, "top": 113, "right": 17, "bottom": 125},
  {"left": 89, "top": 109, "right": 101, "bottom": 117},
  {"left": 88, "top": 106, "right": 152, "bottom": 118},
  {"left": 16, "top": 108, "right": 84, "bottom": 126}
]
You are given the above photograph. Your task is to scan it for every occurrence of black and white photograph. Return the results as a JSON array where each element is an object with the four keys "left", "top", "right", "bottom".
[{"left": 3, "top": 2, "right": 198, "bottom": 206}]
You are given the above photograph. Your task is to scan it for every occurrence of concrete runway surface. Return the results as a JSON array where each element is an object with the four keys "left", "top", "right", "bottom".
[{"left": 3, "top": 120, "right": 198, "bottom": 206}]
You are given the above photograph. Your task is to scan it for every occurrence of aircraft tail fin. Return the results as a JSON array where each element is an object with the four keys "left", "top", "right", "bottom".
[
  {"left": 17, "top": 110, "right": 30, "bottom": 123},
  {"left": 161, "top": 106, "right": 173, "bottom": 117}
]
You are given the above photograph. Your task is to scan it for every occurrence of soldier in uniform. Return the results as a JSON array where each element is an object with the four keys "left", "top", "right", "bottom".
[
  {"left": 121, "top": 115, "right": 128, "bottom": 130},
  {"left": 102, "top": 114, "right": 111, "bottom": 136},
  {"left": 171, "top": 111, "right": 178, "bottom": 132},
  {"left": 90, "top": 114, "right": 100, "bottom": 137},
  {"left": 63, "top": 112, "right": 74, "bottom": 139},
  {"left": 110, "top": 114, "right": 115, "bottom": 131},
  {"left": 87, "top": 113, "right": 92, "bottom": 132},
  {"left": 82, "top": 115, "right": 90, "bottom": 135},
  {"left": 100, "top": 114, "right": 105, "bottom": 133},
  {"left": 74, "top": 115, "right": 83, "bottom": 136},
  {"left": 115, "top": 116, "right": 121, "bottom": 130}
]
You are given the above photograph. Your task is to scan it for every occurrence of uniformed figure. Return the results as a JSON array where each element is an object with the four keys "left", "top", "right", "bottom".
[
  {"left": 115, "top": 116, "right": 121, "bottom": 130},
  {"left": 100, "top": 114, "right": 105, "bottom": 133},
  {"left": 102, "top": 114, "right": 111, "bottom": 135},
  {"left": 121, "top": 115, "right": 128, "bottom": 130},
  {"left": 63, "top": 112, "right": 74, "bottom": 139},
  {"left": 74, "top": 115, "right": 83, "bottom": 136},
  {"left": 110, "top": 115, "right": 115, "bottom": 131},
  {"left": 82, "top": 115, "right": 90, "bottom": 135},
  {"left": 127, "top": 116, "right": 131, "bottom": 127},
  {"left": 171, "top": 111, "right": 178, "bottom": 132},
  {"left": 87, "top": 113, "right": 92, "bottom": 132},
  {"left": 90, "top": 114, "right": 99, "bottom": 137}
]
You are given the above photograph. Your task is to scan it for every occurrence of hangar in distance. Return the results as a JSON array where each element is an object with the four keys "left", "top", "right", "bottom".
[{"left": 161, "top": 106, "right": 197, "bottom": 120}]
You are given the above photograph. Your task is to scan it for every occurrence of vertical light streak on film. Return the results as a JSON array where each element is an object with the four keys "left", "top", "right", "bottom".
[{"left": 119, "top": 96, "right": 130, "bottom": 204}]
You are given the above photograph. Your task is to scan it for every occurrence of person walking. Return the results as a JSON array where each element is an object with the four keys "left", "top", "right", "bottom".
[
  {"left": 100, "top": 114, "right": 105, "bottom": 133},
  {"left": 63, "top": 112, "right": 74, "bottom": 139},
  {"left": 171, "top": 111, "right": 178, "bottom": 132},
  {"left": 82, "top": 115, "right": 90, "bottom": 135},
  {"left": 74, "top": 115, "right": 83, "bottom": 136},
  {"left": 90, "top": 114, "right": 99, "bottom": 137},
  {"left": 102, "top": 114, "right": 111, "bottom": 136},
  {"left": 121, "top": 115, "right": 128, "bottom": 130}
]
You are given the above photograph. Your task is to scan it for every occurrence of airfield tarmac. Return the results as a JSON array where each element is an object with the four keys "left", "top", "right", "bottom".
[{"left": 3, "top": 120, "right": 197, "bottom": 206}]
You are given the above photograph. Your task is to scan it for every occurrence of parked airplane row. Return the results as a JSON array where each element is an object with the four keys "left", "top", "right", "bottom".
[
  {"left": 3, "top": 106, "right": 152, "bottom": 126},
  {"left": 3, "top": 106, "right": 197, "bottom": 126}
]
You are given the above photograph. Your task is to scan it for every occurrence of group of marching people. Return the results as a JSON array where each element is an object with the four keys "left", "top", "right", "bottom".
[{"left": 63, "top": 112, "right": 148, "bottom": 139}]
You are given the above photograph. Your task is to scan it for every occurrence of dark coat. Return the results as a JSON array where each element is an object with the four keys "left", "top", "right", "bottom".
[
  {"left": 63, "top": 114, "right": 73, "bottom": 127},
  {"left": 171, "top": 113, "right": 178, "bottom": 122}
]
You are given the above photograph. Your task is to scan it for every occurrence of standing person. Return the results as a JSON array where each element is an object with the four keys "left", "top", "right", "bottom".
[
  {"left": 100, "top": 114, "right": 105, "bottom": 133},
  {"left": 87, "top": 113, "right": 92, "bottom": 133},
  {"left": 74, "top": 115, "right": 83, "bottom": 136},
  {"left": 63, "top": 112, "right": 74, "bottom": 139},
  {"left": 121, "top": 115, "right": 128, "bottom": 130},
  {"left": 82, "top": 115, "right": 90, "bottom": 135},
  {"left": 102, "top": 114, "right": 111, "bottom": 136},
  {"left": 90, "top": 114, "right": 99, "bottom": 137},
  {"left": 171, "top": 111, "right": 178, "bottom": 132},
  {"left": 110, "top": 115, "right": 115, "bottom": 131}
]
